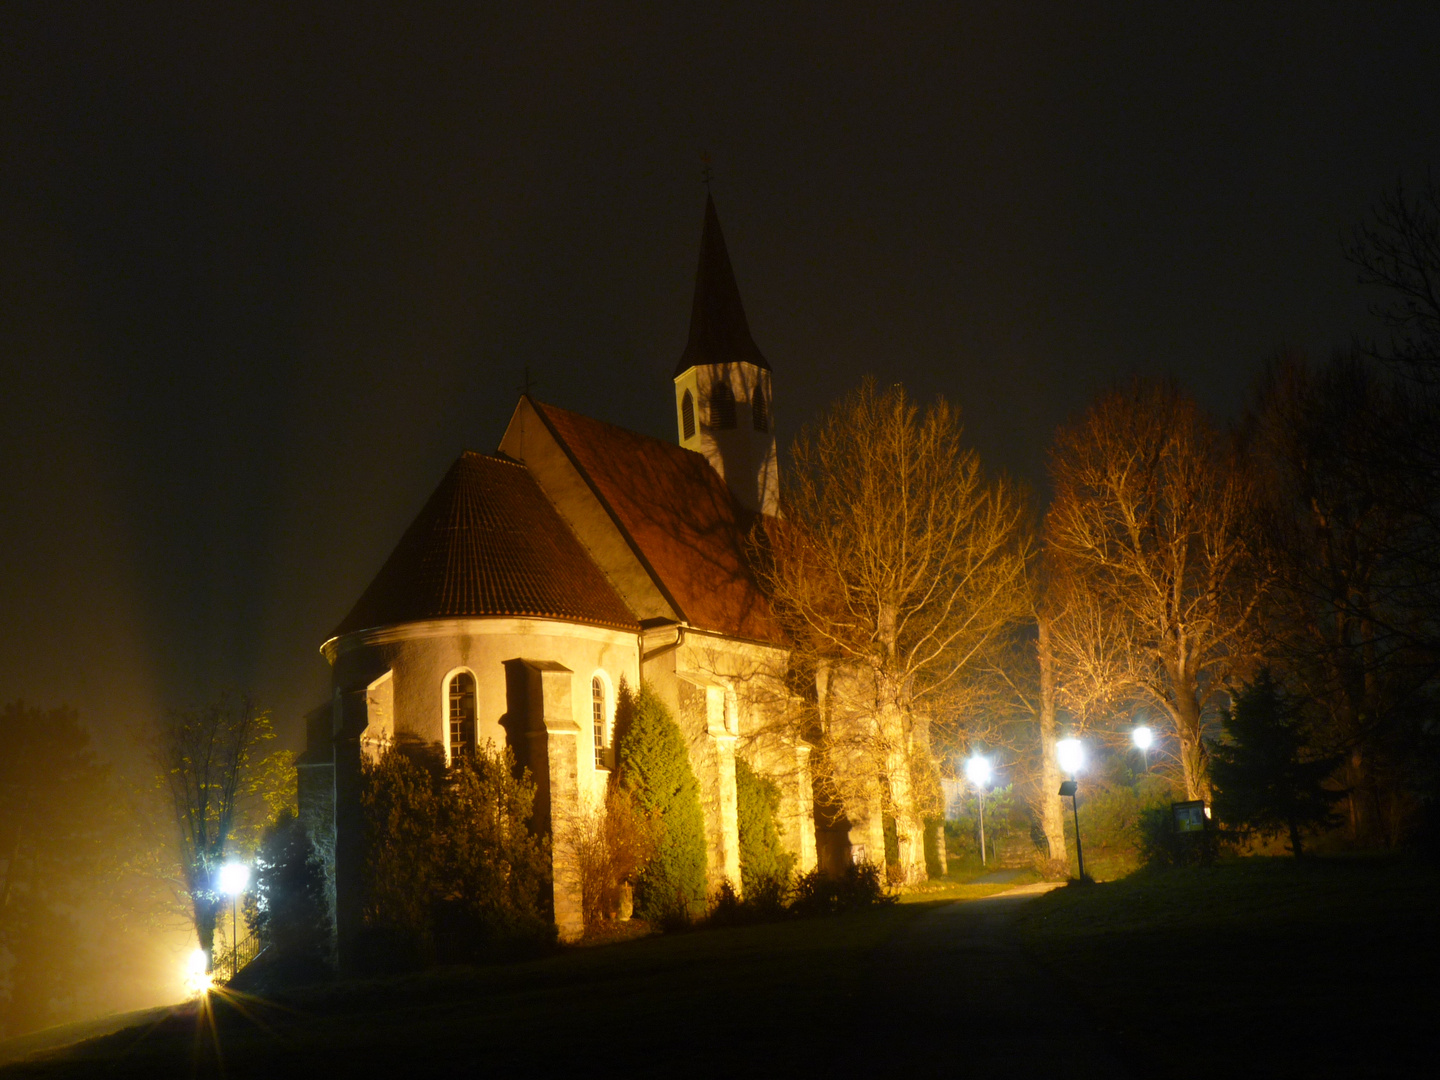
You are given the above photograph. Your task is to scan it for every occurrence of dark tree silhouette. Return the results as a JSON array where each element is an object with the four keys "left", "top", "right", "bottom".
[
  {"left": 248, "top": 810, "right": 332, "bottom": 975},
  {"left": 152, "top": 693, "right": 290, "bottom": 973},
  {"left": 1211, "top": 672, "right": 1342, "bottom": 857},
  {"left": 1245, "top": 353, "right": 1434, "bottom": 844},
  {"left": 1347, "top": 172, "right": 1440, "bottom": 379}
]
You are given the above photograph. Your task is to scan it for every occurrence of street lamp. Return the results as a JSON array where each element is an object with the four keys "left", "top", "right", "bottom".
[
  {"left": 964, "top": 754, "right": 993, "bottom": 866},
  {"left": 1132, "top": 725, "right": 1153, "bottom": 771},
  {"left": 1055, "top": 738, "right": 1087, "bottom": 881},
  {"left": 218, "top": 861, "right": 250, "bottom": 980}
]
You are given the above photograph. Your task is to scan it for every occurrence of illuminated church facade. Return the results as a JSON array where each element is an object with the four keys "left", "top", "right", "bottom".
[{"left": 299, "top": 198, "right": 893, "bottom": 950}]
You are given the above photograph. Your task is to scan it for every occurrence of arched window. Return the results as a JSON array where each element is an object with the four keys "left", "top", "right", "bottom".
[
  {"left": 592, "top": 676, "right": 607, "bottom": 768},
  {"left": 448, "top": 672, "right": 476, "bottom": 764},
  {"left": 710, "top": 382, "right": 736, "bottom": 429},
  {"left": 681, "top": 390, "right": 695, "bottom": 440},
  {"left": 752, "top": 385, "right": 769, "bottom": 432}
]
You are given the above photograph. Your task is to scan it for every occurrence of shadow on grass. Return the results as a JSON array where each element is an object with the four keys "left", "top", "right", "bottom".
[
  {"left": 4, "top": 906, "right": 939, "bottom": 1079},
  {"left": 1014, "top": 855, "right": 1440, "bottom": 1080}
]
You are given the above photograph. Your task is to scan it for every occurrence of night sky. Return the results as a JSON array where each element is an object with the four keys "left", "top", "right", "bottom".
[{"left": 3, "top": 4, "right": 1438, "bottom": 749}]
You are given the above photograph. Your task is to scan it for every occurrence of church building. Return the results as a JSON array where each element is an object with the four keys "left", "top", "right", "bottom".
[{"left": 299, "top": 197, "right": 845, "bottom": 949}]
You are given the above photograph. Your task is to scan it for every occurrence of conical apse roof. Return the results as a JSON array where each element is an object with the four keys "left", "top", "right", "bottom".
[{"left": 331, "top": 452, "right": 638, "bottom": 638}]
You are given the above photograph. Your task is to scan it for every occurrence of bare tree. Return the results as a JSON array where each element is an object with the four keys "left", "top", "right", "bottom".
[
  {"left": 1347, "top": 172, "right": 1440, "bottom": 379},
  {"left": 1045, "top": 382, "right": 1266, "bottom": 799},
  {"left": 560, "top": 784, "right": 656, "bottom": 930},
  {"left": 153, "top": 692, "right": 291, "bottom": 972},
  {"left": 761, "top": 379, "right": 1031, "bottom": 879}
]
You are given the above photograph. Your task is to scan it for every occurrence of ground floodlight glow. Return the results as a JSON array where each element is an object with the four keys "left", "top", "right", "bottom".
[
  {"left": 1056, "top": 738, "right": 1084, "bottom": 775},
  {"left": 964, "top": 754, "right": 993, "bottom": 788},
  {"left": 218, "top": 861, "right": 250, "bottom": 897},
  {"left": 1132, "top": 726, "right": 1154, "bottom": 751},
  {"left": 185, "top": 948, "right": 211, "bottom": 996}
]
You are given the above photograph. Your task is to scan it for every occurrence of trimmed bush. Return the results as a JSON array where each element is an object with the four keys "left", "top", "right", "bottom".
[
  {"left": 790, "top": 862, "right": 894, "bottom": 917},
  {"left": 735, "top": 757, "right": 795, "bottom": 897},
  {"left": 616, "top": 682, "right": 708, "bottom": 921}
]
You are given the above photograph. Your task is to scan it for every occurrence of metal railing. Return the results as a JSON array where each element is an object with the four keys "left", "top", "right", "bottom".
[{"left": 214, "top": 935, "right": 265, "bottom": 984}]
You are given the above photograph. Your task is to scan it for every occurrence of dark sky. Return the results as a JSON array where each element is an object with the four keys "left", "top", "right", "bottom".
[{"left": 3, "top": 3, "right": 1438, "bottom": 748}]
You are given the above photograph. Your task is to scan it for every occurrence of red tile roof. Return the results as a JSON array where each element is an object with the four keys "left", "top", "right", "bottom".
[
  {"left": 531, "top": 401, "right": 783, "bottom": 644},
  {"left": 332, "top": 452, "right": 639, "bottom": 638}
]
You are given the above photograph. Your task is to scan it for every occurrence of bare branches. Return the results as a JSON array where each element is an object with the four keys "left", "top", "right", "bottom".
[
  {"left": 770, "top": 379, "right": 1031, "bottom": 708},
  {"left": 1347, "top": 172, "right": 1440, "bottom": 378},
  {"left": 1045, "top": 382, "right": 1266, "bottom": 798},
  {"left": 151, "top": 691, "right": 288, "bottom": 962},
  {"left": 759, "top": 379, "right": 1031, "bottom": 872}
]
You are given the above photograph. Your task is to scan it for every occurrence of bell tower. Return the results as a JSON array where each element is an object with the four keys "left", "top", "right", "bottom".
[{"left": 673, "top": 195, "right": 778, "bottom": 517}]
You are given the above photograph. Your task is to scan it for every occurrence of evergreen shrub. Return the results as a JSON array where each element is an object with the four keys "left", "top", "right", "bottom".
[
  {"left": 1211, "top": 671, "right": 1342, "bottom": 857},
  {"left": 735, "top": 757, "right": 795, "bottom": 897},
  {"left": 616, "top": 682, "right": 708, "bottom": 921},
  {"left": 357, "top": 737, "right": 553, "bottom": 970},
  {"left": 246, "top": 810, "right": 332, "bottom": 982}
]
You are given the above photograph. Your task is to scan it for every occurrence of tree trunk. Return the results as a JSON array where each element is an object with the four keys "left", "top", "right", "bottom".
[
  {"left": 879, "top": 710, "right": 924, "bottom": 883},
  {"left": 1173, "top": 684, "right": 1210, "bottom": 801},
  {"left": 1036, "top": 618, "right": 1067, "bottom": 863},
  {"left": 1288, "top": 819, "right": 1305, "bottom": 858},
  {"left": 195, "top": 895, "right": 219, "bottom": 973}
]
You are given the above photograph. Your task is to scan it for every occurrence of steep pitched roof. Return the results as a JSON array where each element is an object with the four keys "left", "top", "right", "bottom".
[
  {"left": 674, "top": 194, "right": 770, "bottom": 377},
  {"left": 530, "top": 400, "right": 783, "bottom": 644},
  {"left": 332, "top": 452, "right": 638, "bottom": 638}
]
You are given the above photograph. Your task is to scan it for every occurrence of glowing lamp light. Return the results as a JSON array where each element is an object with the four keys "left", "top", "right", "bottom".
[
  {"left": 964, "top": 754, "right": 993, "bottom": 788},
  {"left": 217, "top": 861, "right": 250, "bottom": 897},
  {"left": 185, "top": 948, "right": 211, "bottom": 996},
  {"left": 1056, "top": 738, "right": 1085, "bottom": 775},
  {"left": 1132, "top": 726, "right": 1154, "bottom": 751}
]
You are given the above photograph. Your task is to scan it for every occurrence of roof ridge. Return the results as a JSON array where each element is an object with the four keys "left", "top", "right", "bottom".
[
  {"left": 462, "top": 448, "right": 527, "bottom": 469},
  {"left": 529, "top": 398, "right": 709, "bottom": 463}
]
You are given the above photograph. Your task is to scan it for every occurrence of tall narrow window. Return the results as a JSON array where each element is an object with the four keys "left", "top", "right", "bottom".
[
  {"left": 681, "top": 390, "right": 695, "bottom": 440},
  {"left": 448, "top": 672, "right": 476, "bottom": 764},
  {"left": 710, "top": 382, "right": 736, "bottom": 429},
  {"left": 592, "top": 677, "right": 607, "bottom": 768},
  {"left": 752, "top": 385, "right": 769, "bottom": 432}
]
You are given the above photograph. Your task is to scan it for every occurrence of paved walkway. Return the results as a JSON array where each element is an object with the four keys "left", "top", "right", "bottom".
[{"left": 838, "top": 883, "right": 1134, "bottom": 1077}]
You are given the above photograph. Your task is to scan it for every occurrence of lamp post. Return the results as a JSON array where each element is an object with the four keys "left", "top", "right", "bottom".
[
  {"left": 964, "top": 754, "right": 993, "bottom": 867},
  {"left": 1056, "top": 738, "right": 1086, "bottom": 881},
  {"left": 217, "top": 861, "right": 250, "bottom": 980},
  {"left": 1132, "top": 725, "right": 1153, "bottom": 772}
]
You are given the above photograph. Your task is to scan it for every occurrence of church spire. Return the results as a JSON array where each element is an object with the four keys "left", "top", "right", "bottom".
[
  {"left": 672, "top": 195, "right": 778, "bottom": 517},
  {"left": 674, "top": 195, "right": 770, "bottom": 378}
]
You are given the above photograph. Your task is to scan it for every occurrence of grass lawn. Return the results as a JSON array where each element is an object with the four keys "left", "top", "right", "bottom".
[
  {"left": 2, "top": 903, "right": 934, "bottom": 1078},
  {"left": 900, "top": 858, "right": 1041, "bottom": 903},
  {"left": 1015, "top": 855, "right": 1440, "bottom": 1079}
]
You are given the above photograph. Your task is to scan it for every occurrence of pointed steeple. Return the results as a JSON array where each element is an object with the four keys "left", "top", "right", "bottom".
[{"left": 674, "top": 195, "right": 770, "bottom": 377}]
